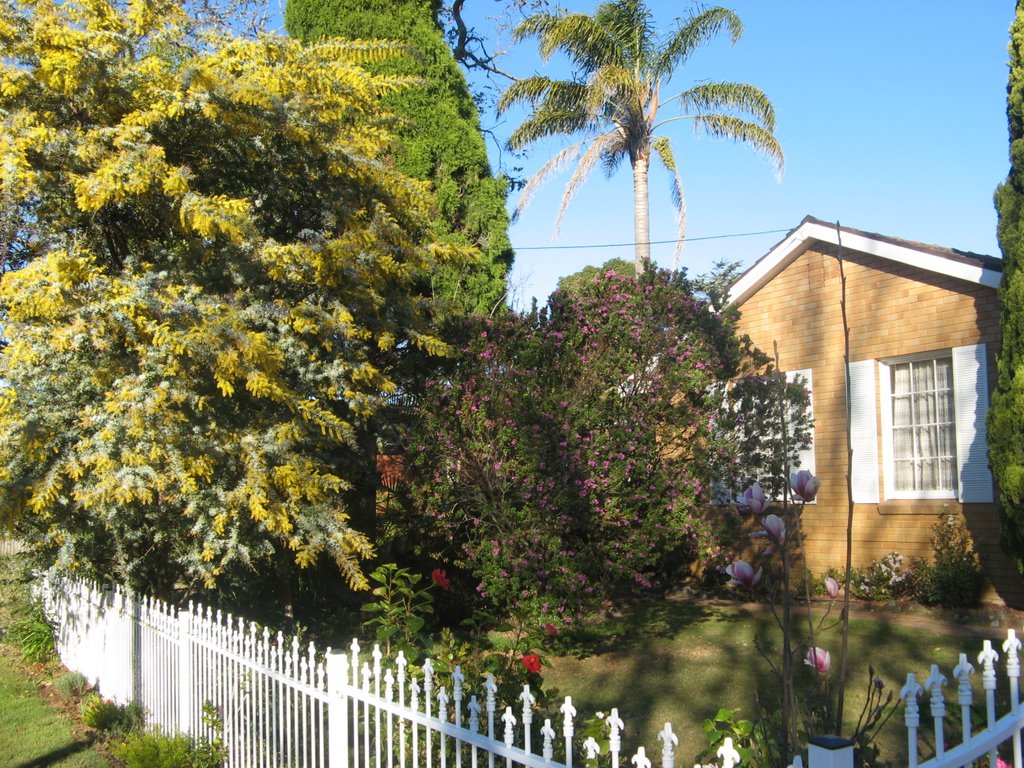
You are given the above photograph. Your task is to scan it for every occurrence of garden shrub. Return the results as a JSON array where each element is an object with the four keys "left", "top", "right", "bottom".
[
  {"left": 81, "top": 693, "right": 144, "bottom": 734},
  {"left": 54, "top": 671, "right": 90, "bottom": 698},
  {"left": 113, "top": 705, "right": 225, "bottom": 768},
  {"left": 361, "top": 563, "right": 434, "bottom": 661},
  {"left": 843, "top": 552, "right": 915, "bottom": 602},
  {"left": 913, "top": 515, "right": 983, "bottom": 609},
  {"left": 113, "top": 731, "right": 194, "bottom": 768},
  {"left": 6, "top": 600, "right": 55, "bottom": 663},
  {"left": 394, "top": 268, "right": 806, "bottom": 625}
]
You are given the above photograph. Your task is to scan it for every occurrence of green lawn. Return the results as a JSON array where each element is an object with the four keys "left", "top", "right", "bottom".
[
  {"left": 0, "top": 553, "right": 111, "bottom": 768},
  {"left": 0, "top": 652, "right": 111, "bottom": 768},
  {"left": 541, "top": 598, "right": 989, "bottom": 766}
]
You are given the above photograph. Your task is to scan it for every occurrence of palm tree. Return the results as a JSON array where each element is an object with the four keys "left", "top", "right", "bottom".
[{"left": 499, "top": 0, "right": 784, "bottom": 275}]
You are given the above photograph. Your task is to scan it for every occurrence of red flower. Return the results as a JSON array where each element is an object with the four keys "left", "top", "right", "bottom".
[
  {"left": 521, "top": 654, "right": 542, "bottom": 673},
  {"left": 542, "top": 623, "right": 558, "bottom": 637},
  {"left": 431, "top": 568, "right": 450, "bottom": 590}
]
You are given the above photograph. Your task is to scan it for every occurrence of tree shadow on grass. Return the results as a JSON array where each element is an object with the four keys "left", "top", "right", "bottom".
[
  {"left": 559, "top": 598, "right": 764, "bottom": 658},
  {"left": 544, "top": 599, "right": 784, "bottom": 760},
  {"left": 544, "top": 598, "right": 998, "bottom": 763},
  {"left": 13, "top": 738, "right": 95, "bottom": 768}
]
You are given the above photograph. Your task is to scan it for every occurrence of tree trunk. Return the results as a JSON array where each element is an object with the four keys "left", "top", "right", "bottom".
[{"left": 632, "top": 151, "right": 651, "bottom": 275}]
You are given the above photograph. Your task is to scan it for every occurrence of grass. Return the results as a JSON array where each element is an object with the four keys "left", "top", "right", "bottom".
[
  {"left": 540, "top": 596, "right": 995, "bottom": 765},
  {"left": 0, "top": 652, "right": 111, "bottom": 768},
  {"left": 0, "top": 553, "right": 112, "bottom": 767}
]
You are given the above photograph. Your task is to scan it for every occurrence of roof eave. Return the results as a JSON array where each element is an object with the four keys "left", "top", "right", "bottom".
[{"left": 726, "top": 219, "right": 1001, "bottom": 308}]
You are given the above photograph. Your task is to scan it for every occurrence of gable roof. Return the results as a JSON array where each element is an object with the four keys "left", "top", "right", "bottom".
[{"left": 727, "top": 215, "right": 1003, "bottom": 307}]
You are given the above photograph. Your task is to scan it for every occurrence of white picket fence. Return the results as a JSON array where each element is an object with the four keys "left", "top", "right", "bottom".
[
  {"left": 899, "top": 630, "right": 1024, "bottom": 768},
  {"left": 35, "top": 571, "right": 1024, "bottom": 768},
  {"left": 0, "top": 537, "right": 27, "bottom": 555},
  {"left": 36, "top": 572, "right": 717, "bottom": 768}
]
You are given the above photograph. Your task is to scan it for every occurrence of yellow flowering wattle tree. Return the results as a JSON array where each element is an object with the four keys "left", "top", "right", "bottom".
[{"left": 0, "top": 0, "right": 466, "bottom": 600}]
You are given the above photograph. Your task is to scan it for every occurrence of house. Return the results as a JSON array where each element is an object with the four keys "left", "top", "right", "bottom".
[{"left": 727, "top": 215, "right": 1022, "bottom": 606}]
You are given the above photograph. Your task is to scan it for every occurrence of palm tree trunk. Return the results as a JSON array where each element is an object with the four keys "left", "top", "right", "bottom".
[{"left": 632, "top": 150, "right": 651, "bottom": 275}]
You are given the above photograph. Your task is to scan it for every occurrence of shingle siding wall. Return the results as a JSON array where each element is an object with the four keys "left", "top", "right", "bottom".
[{"left": 734, "top": 243, "right": 1021, "bottom": 606}]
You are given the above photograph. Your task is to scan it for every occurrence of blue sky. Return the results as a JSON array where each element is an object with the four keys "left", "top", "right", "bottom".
[
  {"left": 456, "top": 2, "right": 1016, "bottom": 308},
  {"left": 269, "top": 2, "right": 1016, "bottom": 307}
]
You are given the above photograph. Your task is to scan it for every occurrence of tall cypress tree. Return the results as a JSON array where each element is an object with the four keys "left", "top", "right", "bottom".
[
  {"left": 992, "top": 1, "right": 1024, "bottom": 575},
  {"left": 285, "top": 0, "right": 513, "bottom": 315}
]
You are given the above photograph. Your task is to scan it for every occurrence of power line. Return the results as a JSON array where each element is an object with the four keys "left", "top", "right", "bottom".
[{"left": 513, "top": 227, "right": 792, "bottom": 251}]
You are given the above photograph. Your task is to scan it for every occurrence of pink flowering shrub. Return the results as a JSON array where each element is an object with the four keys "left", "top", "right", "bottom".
[{"left": 392, "top": 268, "right": 799, "bottom": 624}]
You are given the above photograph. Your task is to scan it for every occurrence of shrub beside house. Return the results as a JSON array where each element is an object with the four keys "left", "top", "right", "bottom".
[{"left": 727, "top": 216, "right": 1021, "bottom": 607}]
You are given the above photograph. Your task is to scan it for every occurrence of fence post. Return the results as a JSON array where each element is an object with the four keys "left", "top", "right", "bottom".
[
  {"left": 178, "top": 609, "right": 193, "bottom": 736},
  {"left": 327, "top": 649, "right": 349, "bottom": 768},
  {"left": 105, "top": 587, "right": 125, "bottom": 704},
  {"left": 807, "top": 736, "right": 854, "bottom": 768}
]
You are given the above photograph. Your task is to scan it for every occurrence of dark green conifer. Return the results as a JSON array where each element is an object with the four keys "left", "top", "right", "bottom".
[
  {"left": 285, "top": 0, "right": 513, "bottom": 314},
  {"left": 992, "top": 2, "right": 1024, "bottom": 574}
]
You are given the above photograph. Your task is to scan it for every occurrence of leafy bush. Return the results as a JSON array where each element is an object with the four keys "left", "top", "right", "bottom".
[
  {"left": 362, "top": 563, "right": 435, "bottom": 661},
  {"left": 913, "top": 515, "right": 982, "bottom": 609},
  {"left": 192, "top": 700, "right": 228, "bottom": 768},
  {"left": 396, "top": 268, "right": 801, "bottom": 624},
  {"left": 80, "top": 693, "right": 144, "bottom": 734},
  {"left": 114, "top": 731, "right": 194, "bottom": 768},
  {"left": 844, "top": 552, "right": 915, "bottom": 602},
  {"left": 54, "top": 671, "right": 90, "bottom": 698},
  {"left": 696, "top": 708, "right": 758, "bottom": 767},
  {"left": 113, "top": 705, "right": 225, "bottom": 768},
  {"left": 6, "top": 601, "right": 55, "bottom": 663}
]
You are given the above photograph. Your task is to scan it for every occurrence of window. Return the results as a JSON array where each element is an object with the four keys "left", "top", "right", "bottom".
[
  {"left": 888, "top": 356, "right": 956, "bottom": 496},
  {"left": 850, "top": 344, "right": 994, "bottom": 504},
  {"left": 708, "top": 369, "right": 814, "bottom": 504},
  {"left": 786, "top": 369, "right": 816, "bottom": 479}
]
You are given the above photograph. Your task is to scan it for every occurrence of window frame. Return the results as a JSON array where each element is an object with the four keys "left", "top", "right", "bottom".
[
  {"left": 785, "top": 369, "right": 816, "bottom": 490},
  {"left": 879, "top": 350, "right": 957, "bottom": 500}
]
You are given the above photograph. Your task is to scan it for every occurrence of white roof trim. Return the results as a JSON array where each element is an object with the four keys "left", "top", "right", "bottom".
[{"left": 727, "top": 220, "right": 1001, "bottom": 307}]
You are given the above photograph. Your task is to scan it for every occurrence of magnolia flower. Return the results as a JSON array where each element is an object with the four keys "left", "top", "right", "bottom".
[
  {"left": 805, "top": 647, "right": 831, "bottom": 674},
  {"left": 726, "top": 560, "right": 763, "bottom": 589},
  {"left": 762, "top": 514, "right": 786, "bottom": 544},
  {"left": 737, "top": 483, "right": 768, "bottom": 515},
  {"left": 824, "top": 576, "right": 840, "bottom": 599},
  {"left": 790, "top": 470, "right": 820, "bottom": 503}
]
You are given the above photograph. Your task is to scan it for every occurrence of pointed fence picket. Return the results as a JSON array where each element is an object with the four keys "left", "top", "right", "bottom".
[
  {"left": 36, "top": 571, "right": 741, "bottom": 768},
  {"left": 901, "top": 628, "right": 1024, "bottom": 768}
]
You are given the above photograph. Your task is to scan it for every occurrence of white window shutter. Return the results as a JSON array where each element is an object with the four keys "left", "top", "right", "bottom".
[
  {"left": 786, "top": 369, "right": 815, "bottom": 475},
  {"left": 848, "top": 359, "right": 880, "bottom": 503},
  {"left": 952, "top": 343, "right": 994, "bottom": 503}
]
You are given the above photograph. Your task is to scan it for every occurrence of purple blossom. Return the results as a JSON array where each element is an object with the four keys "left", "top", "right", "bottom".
[
  {"left": 737, "top": 483, "right": 768, "bottom": 515},
  {"left": 790, "top": 470, "right": 820, "bottom": 503},
  {"left": 725, "top": 560, "right": 762, "bottom": 588},
  {"left": 761, "top": 513, "right": 785, "bottom": 544},
  {"left": 824, "top": 576, "right": 840, "bottom": 599},
  {"left": 805, "top": 647, "right": 831, "bottom": 674}
]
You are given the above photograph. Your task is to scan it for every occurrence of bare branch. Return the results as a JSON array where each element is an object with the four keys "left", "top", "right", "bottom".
[{"left": 445, "top": 0, "right": 520, "bottom": 81}]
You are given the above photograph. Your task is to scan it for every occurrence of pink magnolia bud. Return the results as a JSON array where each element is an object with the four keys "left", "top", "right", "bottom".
[
  {"left": 804, "top": 647, "right": 831, "bottom": 674},
  {"left": 790, "top": 470, "right": 820, "bottom": 502},
  {"left": 725, "top": 560, "right": 762, "bottom": 589},
  {"left": 737, "top": 483, "right": 768, "bottom": 515},
  {"left": 824, "top": 576, "right": 840, "bottom": 599}
]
